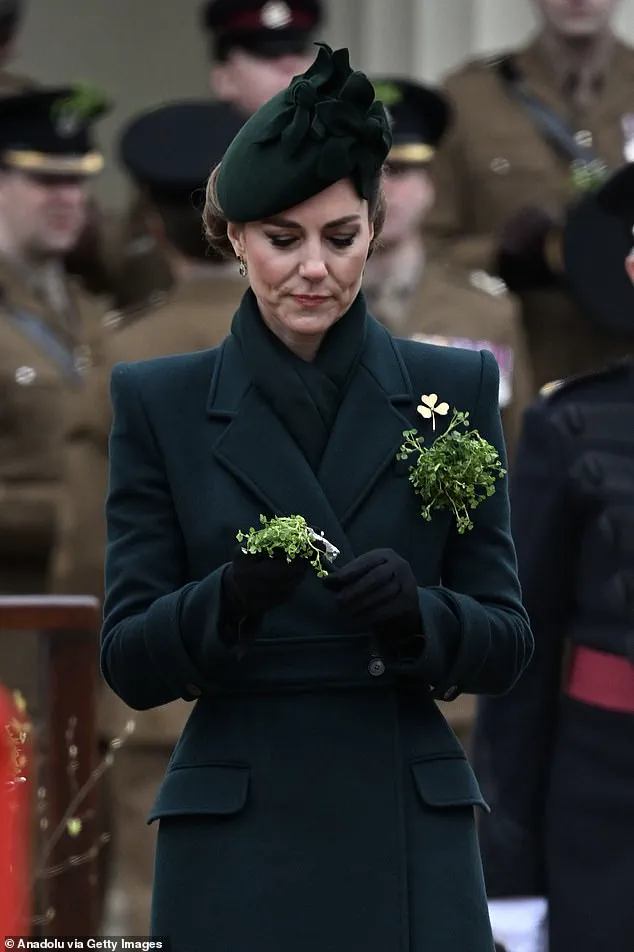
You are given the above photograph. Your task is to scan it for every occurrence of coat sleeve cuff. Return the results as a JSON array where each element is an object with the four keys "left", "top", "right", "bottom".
[
  {"left": 144, "top": 565, "right": 247, "bottom": 699},
  {"left": 386, "top": 586, "right": 491, "bottom": 701}
]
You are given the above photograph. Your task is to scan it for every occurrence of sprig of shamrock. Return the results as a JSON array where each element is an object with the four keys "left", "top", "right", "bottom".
[
  {"left": 236, "top": 515, "right": 335, "bottom": 578},
  {"left": 397, "top": 409, "right": 506, "bottom": 533}
]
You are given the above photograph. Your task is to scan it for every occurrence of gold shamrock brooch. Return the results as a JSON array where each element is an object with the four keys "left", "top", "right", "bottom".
[{"left": 417, "top": 393, "right": 449, "bottom": 431}]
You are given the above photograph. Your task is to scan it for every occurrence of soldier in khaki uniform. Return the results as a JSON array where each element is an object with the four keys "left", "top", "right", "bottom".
[
  {"left": 49, "top": 101, "right": 246, "bottom": 937},
  {"left": 425, "top": 0, "right": 634, "bottom": 392},
  {"left": 0, "top": 86, "right": 109, "bottom": 713},
  {"left": 364, "top": 78, "right": 533, "bottom": 753},
  {"left": 112, "top": 0, "right": 324, "bottom": 314}
]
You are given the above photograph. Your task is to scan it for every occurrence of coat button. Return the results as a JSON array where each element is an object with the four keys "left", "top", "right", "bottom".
[
  {"left": 368, "top": 658, "right": 386, "bottom": 677},
  {"left": 185, "top": 683, "right": 202, "bottom": 697},
  {"left": 443, "top": 686, "right": 458, "bottom": 701}
]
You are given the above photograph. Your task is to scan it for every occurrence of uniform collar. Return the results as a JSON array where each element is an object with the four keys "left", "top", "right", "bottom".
[
  {"left": 519, "top": 28, "right": 617, "bottom": 111},
  {"left": 363, "top": 236, "right": 424, "bottom": 334}
]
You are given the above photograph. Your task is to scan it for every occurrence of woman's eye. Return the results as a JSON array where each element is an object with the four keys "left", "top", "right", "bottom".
[
  {"left": 330, "top": 234, "right": 357, "bottom": 248},
  {"left": 267, "top": 235, "right": 296, "bottom": 248}
]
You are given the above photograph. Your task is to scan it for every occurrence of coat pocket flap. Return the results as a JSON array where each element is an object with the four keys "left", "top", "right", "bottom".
[
  {"left": 148, "top": 762, "right": 250, "bottom": 823},
  {"left": 411, "top": 755, "right": 490, "bottom": 813}
]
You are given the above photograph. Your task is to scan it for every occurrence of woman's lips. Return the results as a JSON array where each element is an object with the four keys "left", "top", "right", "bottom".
[{"left": 292, "top": 294, "right": 331, "bottom": 307}]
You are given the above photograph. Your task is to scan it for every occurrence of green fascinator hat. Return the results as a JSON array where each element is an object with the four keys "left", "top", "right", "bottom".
[{"left": 216, "top": 43, "right": 392, "bottom": 221}]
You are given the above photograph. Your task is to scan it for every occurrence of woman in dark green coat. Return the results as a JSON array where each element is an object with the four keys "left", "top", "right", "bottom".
[{"left": 100, "top": 44, "right": 533, "bottom": 952}]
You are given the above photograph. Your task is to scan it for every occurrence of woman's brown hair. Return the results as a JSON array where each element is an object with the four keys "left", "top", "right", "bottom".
[{"left": 203, "top": 162, "right": 386, "bottom": 260}]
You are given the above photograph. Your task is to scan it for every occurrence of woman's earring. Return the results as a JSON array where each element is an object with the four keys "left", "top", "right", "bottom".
[{"left": 238, "top": 256, "right": 248, "bottom": 277}]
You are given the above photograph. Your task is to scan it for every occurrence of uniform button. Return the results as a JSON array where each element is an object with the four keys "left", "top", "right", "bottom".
[
  {"left": 185, "top": 683, "right": 202, "bottom": 697},
  {"left": 490, "top": 157, "right": 510, "bottom": 175},
  {"left": 574, "top": 129, "right": 593, "bottom": 148},
  {"left": 443, "top": 686, "right": 458, "bottom": 701},
  {"left": 74, "top": 344, "right": 93, "bottom": 374},
  {"left": 102, "top": 310, "right": 122, "bottom": 328},
  {"left": 15, "top": 365, "right": 36, "bottom": 386},
  {"left": 609, "top": 572, "right": 634, "bottom": 610},
  {"left": 368, "top": 658, "right": 386, "bottom": 677},
  {"left": 598, "top": 512, "right": 618, "bottom": 548},
  {"left": 582, "top": 457, "right": 604, "bottom": 487},
  {"left": 563, "top": 406, "right": 585, "bottom": 436}
]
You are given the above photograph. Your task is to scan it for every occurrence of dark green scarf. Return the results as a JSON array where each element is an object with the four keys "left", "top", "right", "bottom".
[{"left": 232, "top": 288, "right": 367, "bottom": 471}]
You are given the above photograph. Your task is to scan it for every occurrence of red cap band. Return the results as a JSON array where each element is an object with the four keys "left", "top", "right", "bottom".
[{"left": 221, "top": 10, "right": 316, "bottom": 32}]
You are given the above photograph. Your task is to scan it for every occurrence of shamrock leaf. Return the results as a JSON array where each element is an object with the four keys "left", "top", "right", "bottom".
[
  {"left": 398, "top": 407, "right": 505, "bottom": 532},
  {"left": 236, "top": 515, "right": 339, "bottom": 578}
]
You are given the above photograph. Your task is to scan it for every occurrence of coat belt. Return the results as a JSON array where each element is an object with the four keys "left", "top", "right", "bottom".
[{"left": 210, "top": 635, "right": 400, "bottom": 695}]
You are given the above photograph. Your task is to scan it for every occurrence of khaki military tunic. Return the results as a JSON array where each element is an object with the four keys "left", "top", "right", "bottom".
[
  {"left": 406, "top": 261, "right": 534, "bottom": 463},
  {"left": 0, "top": 258, "right": 101, "bottom": 708},
  {"left": 99, "top": 190, "right": 174, "bottom": 312},
  {"left": 49, "top": 267, "right": 245, "bottom": 935},
  {"left": 366, "top": 250, "right": 533, "bottom": 463},
  {"left": 425, "top": 34, "right": 634, "bottom": 390},
  {"left": 51, "top": 268, "right": 246, "bottom": 738}
]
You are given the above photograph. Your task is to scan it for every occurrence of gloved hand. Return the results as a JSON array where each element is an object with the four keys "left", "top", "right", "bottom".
[
  {"left": 323, "top": 548, "right": 421, "bottom": 634},
  {"left": 222, "top": 545, "right": 309, "bottom": 621},
  {"left": 495, "top": 205, "right": 560, "bottom": 293}
]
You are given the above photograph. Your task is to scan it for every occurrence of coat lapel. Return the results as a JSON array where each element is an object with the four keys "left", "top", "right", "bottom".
[
  {"left": 207, "top": 337, "right": 356, "bottom": 562},
  {"left": 317, "top": 320, "right": 415, "bottom": 525},
  {"left": 207, "top": 321, "right": 416, "bottom": 556}
]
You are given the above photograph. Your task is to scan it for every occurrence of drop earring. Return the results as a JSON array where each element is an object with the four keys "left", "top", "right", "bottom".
[{"left": 238, "top": 256, "right": 248, "bottom": 277}]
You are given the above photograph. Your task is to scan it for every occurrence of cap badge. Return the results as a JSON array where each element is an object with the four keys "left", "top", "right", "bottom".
[
  {"left": 260, "top": 1, "right": 292, "bottom": 29},
  {"left": 55, "top": 110, "right": 81, "bottom": 138},
  {"left": 51, "top": 85, "right": 109, "bottom": 138}
]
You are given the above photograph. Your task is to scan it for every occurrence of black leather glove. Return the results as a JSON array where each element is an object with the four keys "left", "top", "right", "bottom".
[
  {"left": 495, "top": 205, "right": 560, "bottom": 293},
  {"left": 323, "top": 548, "right": 422, "bottom": 635},
  {"left": 222, "top": 545, "right": 309, "bottom": 622}
]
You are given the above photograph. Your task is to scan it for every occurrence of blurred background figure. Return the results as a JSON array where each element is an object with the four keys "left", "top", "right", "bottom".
[
  {"left": 425, "top": 0, "right": 634, "bottom": 392},
  {"left": 365, "top": 77, "right": 534, "bottom": 466},
  {"left": 203, "top": 0, "right": 324, "bottom": 115},
  {"left": 472, "top": 162, "right": 634, "bottom": 952},
  {"left": 0, "top": 86, "right": 109, "bottom": 713},
  {"left": 113, "top": 0, "right": 325, "bottom": 313},
  {"left": 49, "top": 99, "right": 246, "bottom": 937}
]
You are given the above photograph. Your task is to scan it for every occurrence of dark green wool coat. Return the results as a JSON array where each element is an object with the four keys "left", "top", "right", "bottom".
[{"left": 101, "top": 313, "right": 532, "bottom": 952}]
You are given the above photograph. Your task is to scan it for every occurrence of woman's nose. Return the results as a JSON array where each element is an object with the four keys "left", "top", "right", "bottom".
[{"left": 298, "top": 257, "right": 328, "bottom": 281}]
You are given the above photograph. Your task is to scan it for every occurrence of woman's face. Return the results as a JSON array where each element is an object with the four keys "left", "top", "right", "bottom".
[{"left": 228, "top": 179, "right": 374, "bottom": 356}]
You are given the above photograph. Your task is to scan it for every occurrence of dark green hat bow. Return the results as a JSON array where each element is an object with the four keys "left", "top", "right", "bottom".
[{"left": 216, "top": 43, "right": 392, "bottom": 221}]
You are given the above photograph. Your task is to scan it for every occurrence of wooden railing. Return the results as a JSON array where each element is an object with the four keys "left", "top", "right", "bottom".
[{"left": 0, "top": 596, "right": 101, "bottom": 937}]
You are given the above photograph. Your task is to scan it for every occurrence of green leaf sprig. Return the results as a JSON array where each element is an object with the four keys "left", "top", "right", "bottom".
[
  {"left": 236, "top": 515, "right": 335, "bottom": 578},
  {"left": 397, "top": 408, "right": 506, "bottom": 533}
]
